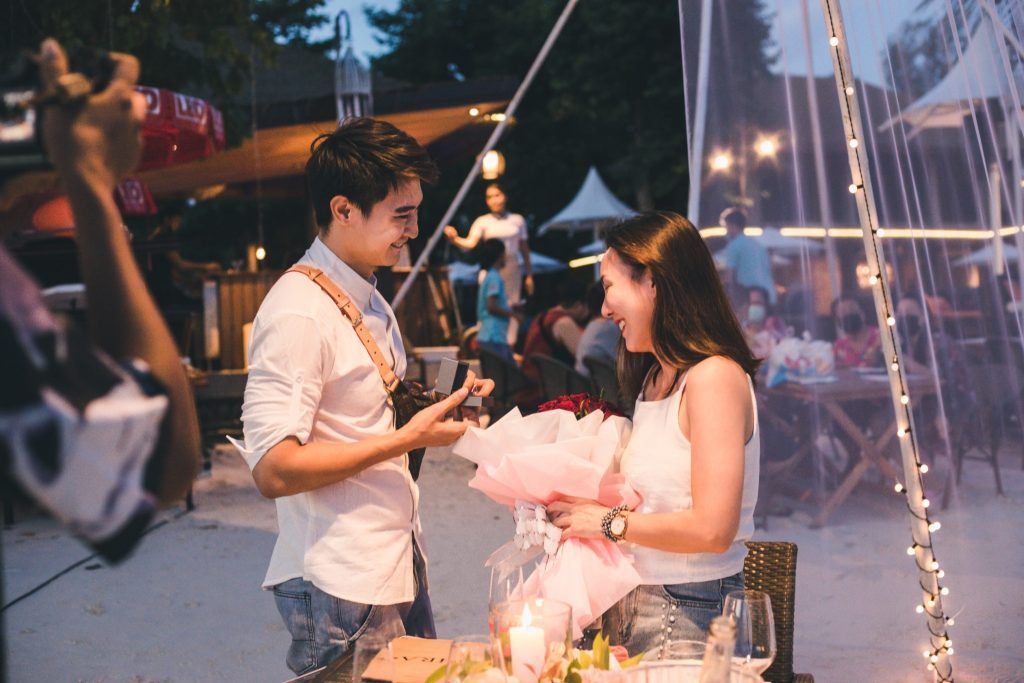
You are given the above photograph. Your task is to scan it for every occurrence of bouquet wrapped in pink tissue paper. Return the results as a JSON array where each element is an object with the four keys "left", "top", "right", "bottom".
[{"left": 453, "top": 403, "right": 642, "bottom": 639}]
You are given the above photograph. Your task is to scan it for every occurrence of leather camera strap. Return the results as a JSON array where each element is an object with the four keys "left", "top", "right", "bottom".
[{"left": 285, "top": 265, "right": 402, "bottom": 394}]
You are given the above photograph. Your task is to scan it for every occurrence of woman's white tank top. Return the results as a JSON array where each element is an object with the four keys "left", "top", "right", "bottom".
[{"left": 619, "top": 368, "right": 759, "bottom": 584}]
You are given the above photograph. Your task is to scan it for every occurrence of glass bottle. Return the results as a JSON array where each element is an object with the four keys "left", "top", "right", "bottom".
[{"left": 698, "top": 615, "right": 736, "bottom": 683}]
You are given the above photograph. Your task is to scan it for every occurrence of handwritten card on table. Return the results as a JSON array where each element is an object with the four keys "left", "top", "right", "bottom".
[{"left": 362, "top": 636, "right": 452, "bottom": 683}]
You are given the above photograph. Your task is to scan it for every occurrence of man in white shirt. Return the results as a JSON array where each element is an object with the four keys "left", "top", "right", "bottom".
[{"left": 236, "top": 118, "right": 493, "bottom": 676}]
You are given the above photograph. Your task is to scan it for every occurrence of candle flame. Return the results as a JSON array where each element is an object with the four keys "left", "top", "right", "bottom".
[{"left": 522, "top": 603, "right": 533, "bottom": 627}]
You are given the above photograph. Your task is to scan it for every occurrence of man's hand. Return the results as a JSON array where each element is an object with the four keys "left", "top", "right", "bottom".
[
  {"left": 443, "top": 225, "right": 458, "bottom": 241},
  {"left": 456, "top": 368, "right": 495, "bottom": 422},
  {"left": 399, "top": 387, "right": 473, "bottom": 448},
  {"left": 524, "top": 274, "right": 535, "bottom": 297},
  {"left": 37, "top": 38, "right": 146, "bottom": 191}
]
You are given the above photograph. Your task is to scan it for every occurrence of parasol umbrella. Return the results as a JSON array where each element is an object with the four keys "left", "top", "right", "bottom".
[
  {"left": 537, "top": 167, "right": 637, "bottom": 236},
  {"left": 953, "top": 243, "right": 1020, "bottom": 267},
  {"left": 447, "top": 250, "right": 566, "bottom": 285}
]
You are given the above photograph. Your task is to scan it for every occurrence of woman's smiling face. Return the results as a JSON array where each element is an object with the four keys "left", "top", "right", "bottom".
[{"left": 600, "top": 248, "right": 656, "bottom": 354}]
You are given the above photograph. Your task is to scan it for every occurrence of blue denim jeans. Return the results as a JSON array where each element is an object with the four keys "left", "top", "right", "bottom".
[
  {"left": 601, "top": 572, "right": 744, "bottom": 657},
  {"left": 272, "top": 540, "right": 435, "bottom": 675}
]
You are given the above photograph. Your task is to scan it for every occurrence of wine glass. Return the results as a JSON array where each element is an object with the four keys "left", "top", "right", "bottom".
[
  {"left": 444, "top": 634, "right": 506, "bottom": 683},
  {"left": 488, "top": 561, "right": 526, "bottom": 608},
  {"left": 488, "top": 561, "right": 526, "bottom": 639},
  {"left": 641, "top": 638, "right": 706, "bottom": 663},
  {"left": 723, "top": 590, "right": 776, "bottom": 675}
]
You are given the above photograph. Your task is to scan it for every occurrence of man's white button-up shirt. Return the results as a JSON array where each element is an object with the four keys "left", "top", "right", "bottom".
[{"left": 236, "top": 237, "right": 422, "bottom": 605}]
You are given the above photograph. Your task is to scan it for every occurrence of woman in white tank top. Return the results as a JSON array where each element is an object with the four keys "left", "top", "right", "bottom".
[{"left": 548, "top": 211, "right": 762, "bottom": 657}]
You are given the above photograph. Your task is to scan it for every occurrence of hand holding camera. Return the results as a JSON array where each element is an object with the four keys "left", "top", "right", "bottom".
[{"left": 36, "top": 39, "right": 146, "bottom": 190}]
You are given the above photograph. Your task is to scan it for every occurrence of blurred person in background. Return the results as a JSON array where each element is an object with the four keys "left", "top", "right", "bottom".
[
  {"left": 475, "top": 238, "right": 517, "bottom": 362},
  {"left": 575, "top": 280, "right": 620, "bottom": 376},
  {"left": 521, "top": 278, "right": 588, "bottom": 380},
  {"left": 831, "top": 296, "right": 881, "bottom": 369},
  {"left": 444, "top": 183, "right": 533, "bottom": 344},
  {"left": 719, "top": 207, "right": 775, "bottom": 311},
  {"left": 740, "top": 285, "right": 786, "bottom": 360}
]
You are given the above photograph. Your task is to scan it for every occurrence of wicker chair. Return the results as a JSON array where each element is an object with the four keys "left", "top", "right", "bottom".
[{"left": 743, "top": 541, "right": 814, "bottom": 683}]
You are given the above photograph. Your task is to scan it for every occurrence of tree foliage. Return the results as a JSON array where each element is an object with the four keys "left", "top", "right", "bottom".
[
  {"left": 1, "top": 0, "right": 329, "bottom": 141},
  {"left": 368, "top": 0, "right": 776, "bottom": 232}
]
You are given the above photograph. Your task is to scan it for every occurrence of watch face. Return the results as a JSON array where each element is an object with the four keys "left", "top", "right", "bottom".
[{"left": 611, "top": 516, "right": 626, "bottom": 535}]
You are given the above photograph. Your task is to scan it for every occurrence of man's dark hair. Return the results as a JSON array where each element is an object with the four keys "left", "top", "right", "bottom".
[
  {"left": 477, "top": 238, "right": 506, "bottom": 270},
  {"left": 719, "top": 207, "right": 747, "bottom": 230},
  {"left": 306, "top": 117, "right": 439, "bottom": 230}
]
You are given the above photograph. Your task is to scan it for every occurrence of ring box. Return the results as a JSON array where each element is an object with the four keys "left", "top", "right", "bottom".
[{"left": 433, "top": 358, "right": 485, "bottom": 408}]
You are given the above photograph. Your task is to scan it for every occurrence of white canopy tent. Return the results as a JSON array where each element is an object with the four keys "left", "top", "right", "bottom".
[
  {"left": 885, "top": 19, "right": 1022, "bottom": 136},
  {"left": 537, "top": 166, "right": 637, "bottom": 236},
  {"left": 885, "top": 16, "right": 1024, "bottom": 284}
]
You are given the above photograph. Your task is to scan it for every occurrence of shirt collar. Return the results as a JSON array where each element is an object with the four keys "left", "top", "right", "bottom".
[{"left": 307, "top": 237, "right": 379, "bottom": 312}]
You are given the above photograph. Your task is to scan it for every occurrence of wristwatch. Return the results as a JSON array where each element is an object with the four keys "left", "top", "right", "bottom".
[{"left": 601, "top": 505, "right": 629, "bottom": 543}]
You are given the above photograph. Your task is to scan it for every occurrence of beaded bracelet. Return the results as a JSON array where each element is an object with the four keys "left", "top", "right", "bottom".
[{"left": 601, "top": 504, "right": 629, "bottom": 543}]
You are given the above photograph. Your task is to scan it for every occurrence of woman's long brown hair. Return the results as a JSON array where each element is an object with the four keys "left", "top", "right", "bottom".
[{"left": 604, "top": 211, "right": 761, "bottom": 402}]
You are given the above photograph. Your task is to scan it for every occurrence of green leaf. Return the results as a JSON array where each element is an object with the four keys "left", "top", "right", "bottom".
[
  {"left": 424, "top": 663, "right": 447, "bottom": 683},
  {"left": 592, "top": 632, "right": 610, "bottom": 670},
  {"left": 620, "top": 653, "right": 645, "bottom": 669}
]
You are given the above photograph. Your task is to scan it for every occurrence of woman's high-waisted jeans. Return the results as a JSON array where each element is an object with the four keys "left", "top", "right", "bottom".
[{"left": 602, "top": 572, "right": 744, "bottom": 657}]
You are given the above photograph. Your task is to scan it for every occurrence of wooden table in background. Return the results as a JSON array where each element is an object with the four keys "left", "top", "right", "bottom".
[{"left": 758, "top": 370, "right": 938, "bottom": 527}]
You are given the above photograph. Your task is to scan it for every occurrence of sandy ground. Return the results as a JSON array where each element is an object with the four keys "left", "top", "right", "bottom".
[{"left": 3, "top": 443, "right": 1023, "bottom": 683}]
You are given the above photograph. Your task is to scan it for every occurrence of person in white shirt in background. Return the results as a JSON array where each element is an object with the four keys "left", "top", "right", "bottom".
[
  {"left": 235, "top": 117, "right": 494, "bottom": 677},
  {"left": 444, "top": 183, "right": 534, "bottom": 345}
]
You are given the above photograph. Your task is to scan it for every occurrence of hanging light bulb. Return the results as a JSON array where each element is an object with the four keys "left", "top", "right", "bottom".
[{"left": 481, "top": 150, "right": 506, "bottom": 180}]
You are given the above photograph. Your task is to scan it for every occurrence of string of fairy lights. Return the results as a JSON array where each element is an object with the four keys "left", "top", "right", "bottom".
[{"left": 820, "top": 1, "right": 955, "bottom": 680}]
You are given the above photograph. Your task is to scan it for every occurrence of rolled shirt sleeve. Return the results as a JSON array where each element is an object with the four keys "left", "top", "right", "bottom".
[{"left": 237, "top": 311, "right": 334, "bottom": 470}]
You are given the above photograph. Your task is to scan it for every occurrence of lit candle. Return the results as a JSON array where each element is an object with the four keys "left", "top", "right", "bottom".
[{"left": 509, "top": 603, "right": 546, "bottom": 683}]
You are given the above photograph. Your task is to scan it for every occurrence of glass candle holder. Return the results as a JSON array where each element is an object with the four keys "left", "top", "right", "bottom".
[{"left": 490, "top": 598, "right": 573, "bottom": 683}]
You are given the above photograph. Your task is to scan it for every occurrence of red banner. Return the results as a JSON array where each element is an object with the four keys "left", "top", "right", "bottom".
[{"left": 135, "top": 86, "right": 225, "bottom": 171}]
